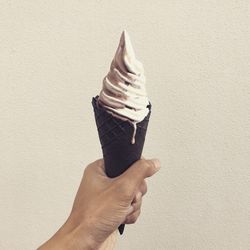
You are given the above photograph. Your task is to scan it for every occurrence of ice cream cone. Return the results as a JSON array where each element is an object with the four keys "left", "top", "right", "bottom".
[{"left": 92, "top": 96, "right": 151, "bottom": 234}]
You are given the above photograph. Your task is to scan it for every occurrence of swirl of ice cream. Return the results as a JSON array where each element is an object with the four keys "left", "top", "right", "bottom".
[{"left": 98, "top": 30, "right": 149, "bottom": 143}]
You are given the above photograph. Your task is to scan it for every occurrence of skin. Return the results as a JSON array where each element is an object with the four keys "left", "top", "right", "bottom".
[{"left": 38, "top": 158, "right": 161, "bottom": 250}]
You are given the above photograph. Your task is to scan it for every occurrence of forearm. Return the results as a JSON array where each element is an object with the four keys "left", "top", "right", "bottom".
[
  {"left": 99, "top": 230, "right": 118, "bottom": 250},
  {"left": 38, "top": 230, "right": 117, "bottom": 250},
  {"left": 37, "top": 219, "right": 98, "bottom": 250}
]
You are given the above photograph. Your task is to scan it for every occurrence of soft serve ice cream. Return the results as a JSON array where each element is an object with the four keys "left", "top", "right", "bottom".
[{"left": 98, "top": 30, "right": 150, "bottom": 144}]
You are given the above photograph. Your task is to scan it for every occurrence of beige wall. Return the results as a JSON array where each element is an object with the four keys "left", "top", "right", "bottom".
[{"left": 1, "top": 1, "right": 250, "bottom": 249}]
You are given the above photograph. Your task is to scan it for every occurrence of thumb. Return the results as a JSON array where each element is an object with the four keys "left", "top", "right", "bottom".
[{"left": 119, "top": 158, "right": 161, "bottom": 191}]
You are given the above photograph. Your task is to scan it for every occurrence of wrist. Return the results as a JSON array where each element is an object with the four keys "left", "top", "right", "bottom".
[
  {"left": 38, "top": 218, "right": 100, "bottom": 250},
  {"left": 65, "top": 215, "right": 101, "bottom": 250}
]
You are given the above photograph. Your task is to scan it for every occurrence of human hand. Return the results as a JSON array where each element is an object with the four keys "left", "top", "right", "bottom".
[{"left": 38, "top": 158, "right": 160, "bottom": 250}]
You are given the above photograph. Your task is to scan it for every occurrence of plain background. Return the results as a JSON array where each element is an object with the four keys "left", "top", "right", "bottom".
[{"left": 0, "top": 1, "right": 250, "bottom": 249}]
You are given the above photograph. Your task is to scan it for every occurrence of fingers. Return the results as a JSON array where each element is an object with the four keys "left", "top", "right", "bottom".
[
  {"left": 124, "top": 191, "right": 143, "bottom": 224},
  {"left": 118, "top": 158, "right": 160, "bottom": 194},
  {"left": 97, "top": 159, "right": 105, "bottom": 171},
  {"left": 134, "top": 191, "right": 142, "bottom": 202},
  {"left": 126, "top": 205, "right": 134, "bottom": 215},
  {"left": 131, "top": 194, "right": 142, "bottom": 212},
  {"left": 124, "top": 158, "right": 160, "bottom": 181},
  {"left": 124, "top": 209, "right": 141, "bottom": 224},
  {"left": 139, "top": 180, "right": 147, "bottom": 196},
  {"left": 130, "top": 181, "right": 146, "bottom": 204},
  {"left": 125, "top": 191, "right": 142, "bottom": 215}
]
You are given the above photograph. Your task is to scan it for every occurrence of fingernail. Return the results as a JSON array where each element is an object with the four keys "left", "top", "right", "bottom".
[{"left": 151, "top": 158, "right": 161, "bottom": 170}]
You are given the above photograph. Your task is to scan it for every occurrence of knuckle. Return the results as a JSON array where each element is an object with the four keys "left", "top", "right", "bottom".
[
  {"left": 140, "top": 180, "right": 147, "bottom": 195},
  {"left": 133, "top": 200, "right": 141, "bottom": 211},
  {"left": 139, "top": 158, "right": 147, "bottom": 166},
  {"left": 145, "top": 160, "right": 153, "bottom": 169},
  {"left": 83, "top": 164, "right": 92, "bottom": 175},
  {"left": 144, "top": 160, "right": 156, "bottom": 176},
  {"left": 130, "top": 210, "right": 141, "bottom": 223},
  {"left": 140, "top": 159, "right": 152, "bottom": 172},
  {"left": 96, "top": 158, "right": 104, "bottom": 165},
  {"left": 114, "top": 179, "right": 133, "bottom": 199},
  {"left": 85, "top": 159, "right": 103, "bottom": 172},
  {"left": 135, "top": 191, "right": 142, "bottom": 202},
  {"left": 130, "top": 216, "right": 137, "bottom": 223},
  {"left": 128, "top": 214, "right": 137, "bottom": 224},
  {"left": 137, "top": 199, "right": 143, "bottom": 209},
  {"left": 135, "top": 159, "right": 145, "bottom": 169}
]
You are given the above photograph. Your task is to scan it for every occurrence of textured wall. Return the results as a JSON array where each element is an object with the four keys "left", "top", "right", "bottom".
[{"left": 1, "top": 1, "right": 250, "bottom": 249}]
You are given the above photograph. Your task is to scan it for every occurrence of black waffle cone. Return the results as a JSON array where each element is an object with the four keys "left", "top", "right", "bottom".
[
  {"left": 92, "top": 96, "right": 151, "bottom": 177},
  {"left": 92, "top": 96, "right": 151, "bottom": 234}
]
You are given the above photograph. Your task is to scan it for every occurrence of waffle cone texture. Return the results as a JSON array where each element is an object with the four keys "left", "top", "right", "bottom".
[{"left": 92, "top": 96, "right": 151, "bottom": 177}]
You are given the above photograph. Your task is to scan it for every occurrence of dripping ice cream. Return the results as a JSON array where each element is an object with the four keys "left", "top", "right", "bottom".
[{"left": 97, "top": 30, "right": 150, "bottom": 144}]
